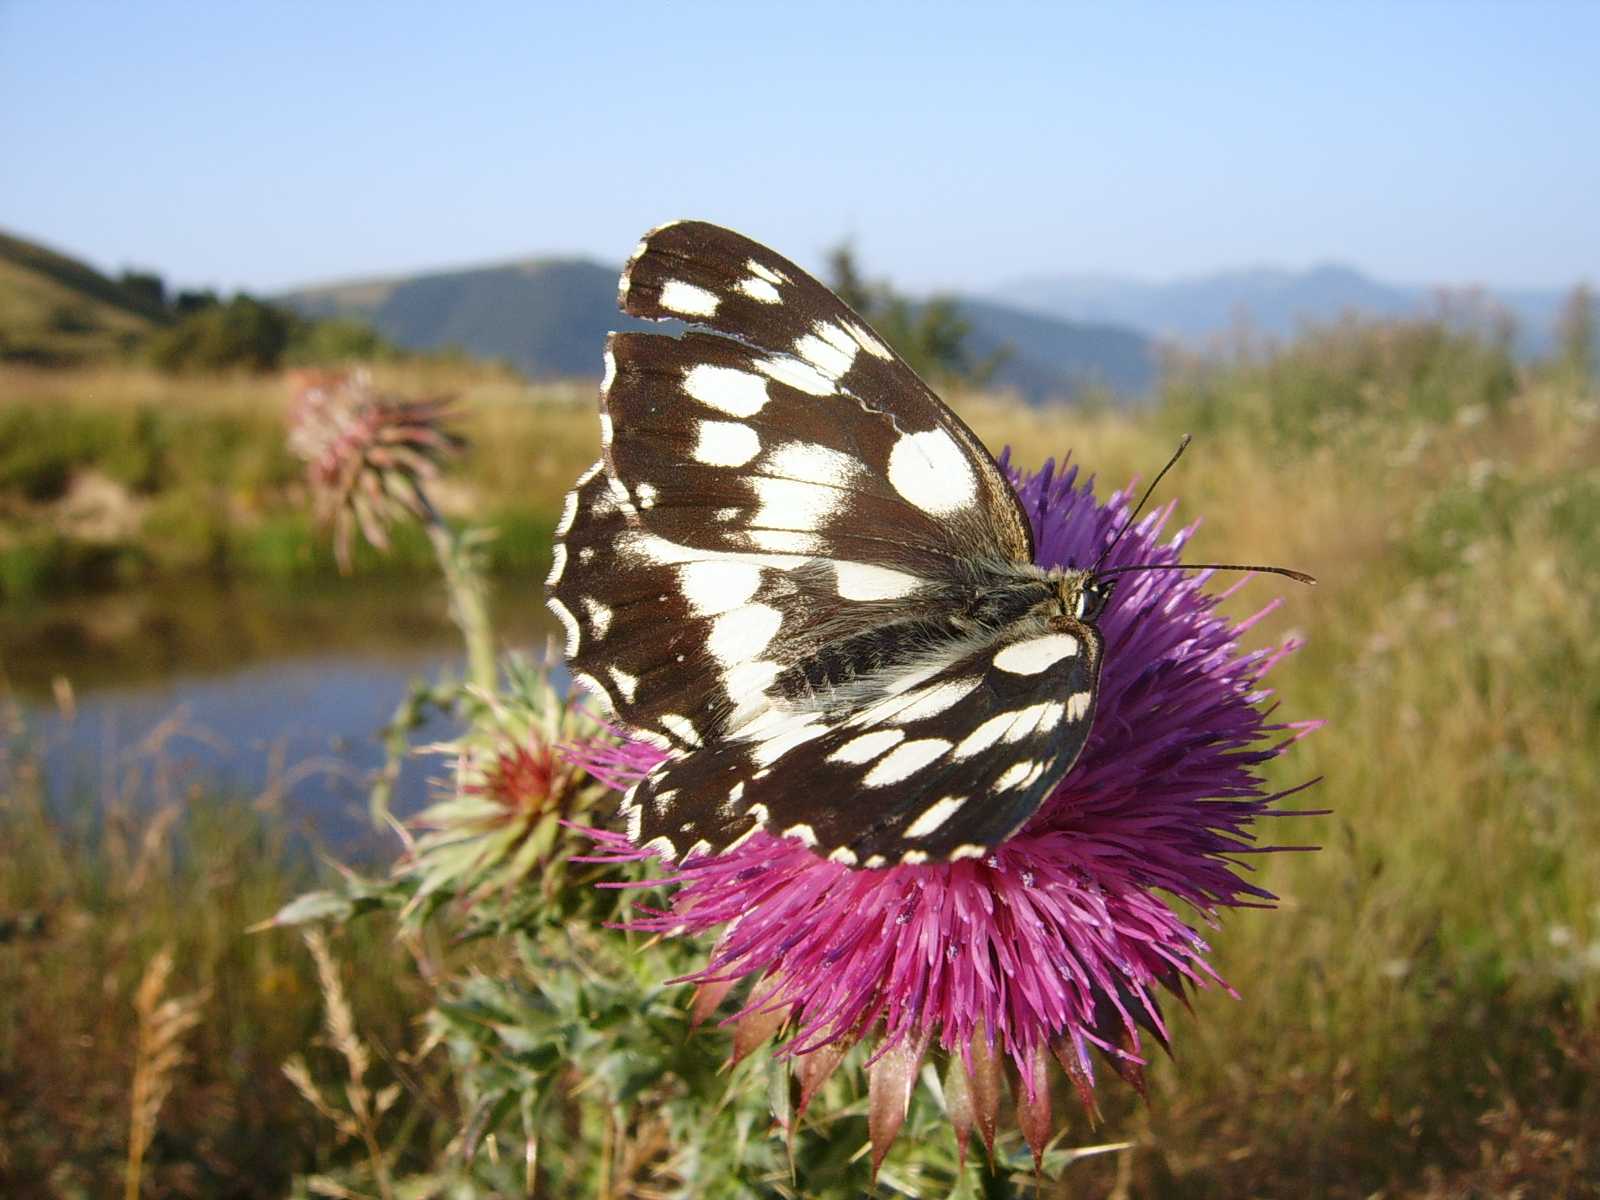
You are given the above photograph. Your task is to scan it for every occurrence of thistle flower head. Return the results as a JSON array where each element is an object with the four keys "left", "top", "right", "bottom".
[
  {"left": 402, "top": 656, "right": 610, "bottom": 923},
  {"left": 286, "top": 368, "right": 465, "bottom": 571},
  {"left": 579, "top": 455, "right": 1316, "bottom": 1170}
]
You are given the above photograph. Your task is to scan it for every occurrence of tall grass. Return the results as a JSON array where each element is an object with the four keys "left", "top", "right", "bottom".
[{"left": 0, "top": 716, "right": 441, "bottom": 1197}]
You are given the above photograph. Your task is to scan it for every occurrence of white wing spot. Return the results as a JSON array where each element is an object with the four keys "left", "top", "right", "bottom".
[
  {"left": 753, "top": 720, "right": 828, "bottom": 767},
  {"left": 1004, "top": 700, "right": 1066, "bottom": 741},
  {"left": 580, "top": 596, "right": 613, "bottom": 638},
  {"left": 753, "top": 355, "right": 833, "bottom": 396},
  {"left": 579, "top": 546, "right": 595, "bottom": 563},
  {"left": 781, "top": 823, "right": 819, "bottom": 847},
  {"left": 693, "top": 419, "right": 761, "bottom": 467},
  {"left": 847, "top": 320, "right": 894, "bottom": 360},
  {"left": 996, "top": 760, "right": 1039, "bottom": 791},
  {"left": 737, "top": 276, "right": 782, "bottom": 303},
  {"left": 708, "top": 603, "right": 783, "bottom": 666},
  {"left": 950, "top": 844, "right": 987, "bottom": 861},
  {"left": 886, "top": 429, "right": 979, "bottom": 516},
  {"left": 993, "top": 634, "right": 1080, "bottom": 675},
  {"left": 640, "top": 835, "right": 676, "bottom": 859},
  {"left": 635, "top": 482, "right": 658, "bottom": 509},
  {"left": 545, "top": 543, "right": 567, "bottom": 586},
  {"left": 607, "top": 666, "right": 639, "bottom": 703},
  {"left": 952, "top": 712, "right": 1014, "bottom": 760},
  {"left": 828, "top": 846, "right": 860, "bottom": 865},
  {"left": 723, "top": 659, "right": 782, "bottom": 728},
  {"left": 904, "top": 795, "right": 966, "bottom": 839},
  {"left": 746, "top": 259, "right": 786, "bottom": 284},
  {"left": 750, "top": 475, "right": 845, "bottom": 531},
  {"left": 795, "top": 325, "right": 857, "bottom": 379},
  {"left": 862, "top": 738, "right": 952, "bottom": 788},
  {"left": 833, "top": 561, "right": 921, "bottom": 601},
  {"left": 827, "top": 728, "right": 906, "bottom": 765},
  {"left": 683, "top": 364, "right": 770, "bottom": 417},
  {"left": 1067, "top": 691, "right": 1093, "bottom": 720},
  {"left": 889, "top": 677, "right": 982, "bottom": 722},
  {"left": 678, "top": 559, "right": 762, "bottom": 616},
  {"left": 763, "top": 441, "right": 863, "bottom": 487},
  {"left": 658, "top": 713, "right": 701, "bottom": 747},
  {"left": 864, "top": 854, "right": 888, "bottom": 869},
  {"left": 658, "top": 279, "right": 719, "bottom": 317},
  {"left": 547, "top": 598, "right": 580, "bottom": 656},
  {"left": 900, "top": 850, "right": 930, "bottom": 865}
]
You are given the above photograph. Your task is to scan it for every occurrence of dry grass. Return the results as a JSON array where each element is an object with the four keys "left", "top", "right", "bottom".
[{"left": 125, "top": 946, "right": 207, "bottom": 1200}]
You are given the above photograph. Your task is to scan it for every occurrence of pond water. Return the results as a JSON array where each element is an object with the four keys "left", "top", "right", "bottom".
[{"left": 2, "top": 576, "right": 558, "bottom": 856}]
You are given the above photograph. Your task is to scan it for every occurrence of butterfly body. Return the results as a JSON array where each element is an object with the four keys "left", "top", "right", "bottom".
[{"left": 548, "top": 221, "right": 1110, "bottom": 868}]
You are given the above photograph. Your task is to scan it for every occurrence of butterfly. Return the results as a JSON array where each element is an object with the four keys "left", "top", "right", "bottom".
[{"left": 547, "top": 221, "right": 1129, "bottom": 868}]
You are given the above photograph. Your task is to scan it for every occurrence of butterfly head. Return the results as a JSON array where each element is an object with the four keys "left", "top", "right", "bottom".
[{"left": 1049, "top": 567, "right": 1115, "bottom": 626}]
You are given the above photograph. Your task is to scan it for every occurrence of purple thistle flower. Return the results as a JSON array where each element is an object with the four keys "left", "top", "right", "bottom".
[{"left": 578, "top": 455, "right": 1317, "bottom": 1170}]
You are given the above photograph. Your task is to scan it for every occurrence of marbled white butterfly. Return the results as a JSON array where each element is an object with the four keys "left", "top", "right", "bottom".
[{"left": 547, "top": 221, "right": 1306, "bottom": 869}]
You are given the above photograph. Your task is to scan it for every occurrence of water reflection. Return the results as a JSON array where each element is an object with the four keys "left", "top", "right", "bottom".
[{"left": 2, "top": 576, "right": 558, "bottom": 856}]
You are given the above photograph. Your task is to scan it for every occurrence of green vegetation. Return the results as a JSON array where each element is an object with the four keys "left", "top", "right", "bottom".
[
  {"left": 0, "top": 228, "right": 401, "bottom": 375},
  {"left": 0, "top": 362, "right": 565, "bottom": 600},
  {"left": 3, "top": 313, "right": 1599, "bottom": 1195}
]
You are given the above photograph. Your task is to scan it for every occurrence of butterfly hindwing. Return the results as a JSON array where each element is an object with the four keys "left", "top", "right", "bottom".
[{"left": 623, "top": 618, "right": 1104, "bottom": 865}]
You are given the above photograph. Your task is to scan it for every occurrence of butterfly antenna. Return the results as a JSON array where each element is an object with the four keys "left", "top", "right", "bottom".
[
  {"left": 1098, "top": 561, "right": 1316, "bottom": 585},
  {"left": 1092, "top": 434, "right": 1192, "bottom": 571}
]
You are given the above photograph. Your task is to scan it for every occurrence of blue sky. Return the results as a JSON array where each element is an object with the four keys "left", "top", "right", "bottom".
[{"left": 3, "top": 1, "right": 1596, "bottom": 296}]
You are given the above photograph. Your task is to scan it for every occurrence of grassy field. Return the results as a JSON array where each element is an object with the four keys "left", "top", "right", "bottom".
[{"left": 3, "top": 318, "right": 1598, "bottom": 1195}]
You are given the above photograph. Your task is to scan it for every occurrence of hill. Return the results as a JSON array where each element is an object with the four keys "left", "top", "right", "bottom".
[
  {"left": 0, "top": 229, "right": 168, "bottom": 365},
  {"left": 279, "top": 258, "right": 1157, "bottom": 402},
  {"left": 997, "top": 262, "right": 1575, "bottom": 355}
]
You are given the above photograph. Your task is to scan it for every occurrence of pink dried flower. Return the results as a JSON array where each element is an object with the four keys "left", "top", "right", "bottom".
[
  {"left": 286, "top": 369, "right": 464, "bottom": 570},
  {"left": 577, "top": 456, "right": 1317, "bottom": 1170}
]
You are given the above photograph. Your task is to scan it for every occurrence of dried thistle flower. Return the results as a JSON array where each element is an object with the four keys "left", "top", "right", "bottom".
[
  {"left": 577, "top": 457, "right": 1318, "bottom": 1172},
  {"left": 287, "top": 368, "right": 465, "bottom": 571}
]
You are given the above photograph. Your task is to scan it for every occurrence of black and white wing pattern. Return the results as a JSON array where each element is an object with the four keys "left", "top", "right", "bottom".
[{"left": 547, "top": 220, "right": 1106, "bottom": 868}]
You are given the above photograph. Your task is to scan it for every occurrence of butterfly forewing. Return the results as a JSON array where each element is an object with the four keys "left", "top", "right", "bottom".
[
  {"left": 618, "top": 220, "right": 1033, "bottom": 564},
  {"left": 548, "top": 220, "right": 1105, "bottom": 864}
]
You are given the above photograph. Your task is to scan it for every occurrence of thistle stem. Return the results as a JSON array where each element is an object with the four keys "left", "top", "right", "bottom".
[{"left": 419, "top": 493, "right": 497, "bottom": 695}]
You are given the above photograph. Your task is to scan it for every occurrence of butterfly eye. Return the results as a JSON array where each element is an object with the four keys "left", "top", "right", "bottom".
[{"left": 1078, "top": 580, "right": 1113, "bottom": 624}]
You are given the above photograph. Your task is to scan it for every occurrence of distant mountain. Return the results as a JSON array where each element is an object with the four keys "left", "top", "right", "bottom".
[
  {"left": 279, "top": 258, "right": 666, "bottom": 378},
  {"left": 279, "top": 258, "right": 1157, "bottom": 402},
  {"left": 996, "top": 264, "right": 1575, "bottom": 356},
  {"left": 0, "top": 229, "right": 167, "bottom": 365}
]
